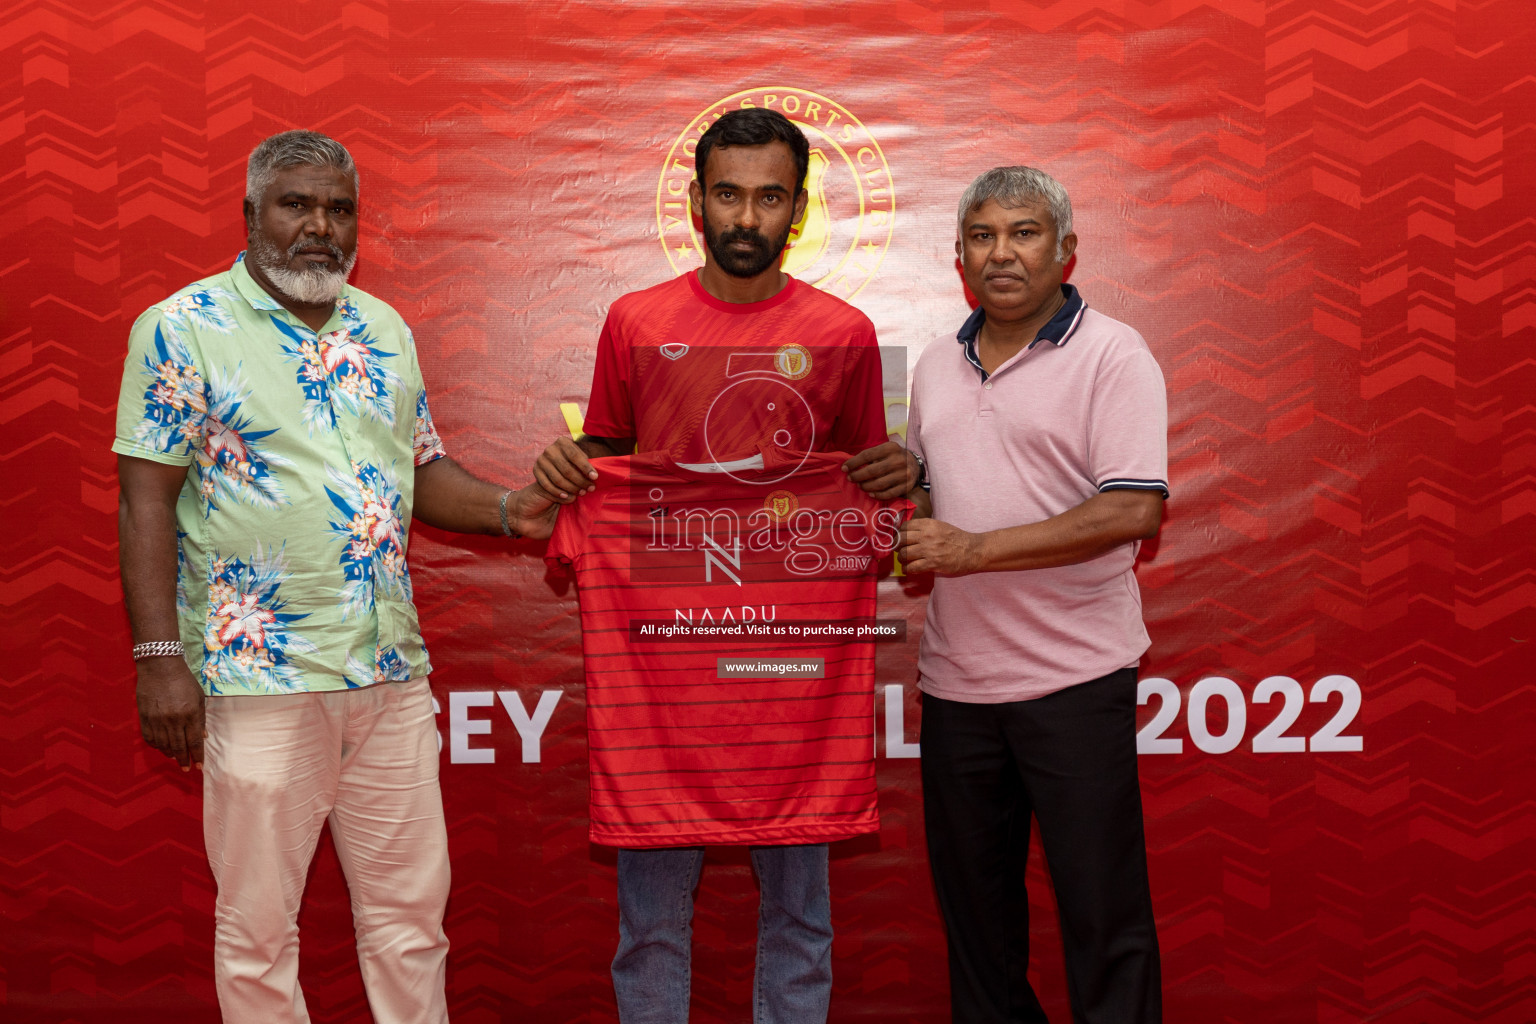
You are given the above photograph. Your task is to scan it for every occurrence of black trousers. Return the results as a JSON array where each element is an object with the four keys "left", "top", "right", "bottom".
[{"left": 920, "top": 668, "right": 1162, "bottom": 1024}]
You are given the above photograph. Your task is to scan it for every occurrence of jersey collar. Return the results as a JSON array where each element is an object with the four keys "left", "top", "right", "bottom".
[{"left": 687, "top": 269, "right": 800, "bottom": 313}]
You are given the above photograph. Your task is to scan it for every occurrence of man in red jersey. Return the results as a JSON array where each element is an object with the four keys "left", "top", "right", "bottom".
[{"left": 535, "top": 107, "right": 914, "bottom": 1024}]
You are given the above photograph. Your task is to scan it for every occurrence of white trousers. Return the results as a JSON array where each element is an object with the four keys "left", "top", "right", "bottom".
[{"left": 203, "top": 677, "right": 450, "bottom": 1024}]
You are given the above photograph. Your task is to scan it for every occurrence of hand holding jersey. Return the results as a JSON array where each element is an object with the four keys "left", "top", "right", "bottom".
[
  {"left": 542, "top": 439, "right": 919, "bottom": 521},
  {"left": 534, "top": 433, "right": 604, "bottom": 501},
  {"left": 840, "top": 440, "right": 920, "bottom": 500}
]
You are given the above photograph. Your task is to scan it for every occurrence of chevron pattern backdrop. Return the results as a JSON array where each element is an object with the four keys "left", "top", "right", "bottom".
[{"left": 3, "top": 1, "right": 1533, "bottom": 1021}]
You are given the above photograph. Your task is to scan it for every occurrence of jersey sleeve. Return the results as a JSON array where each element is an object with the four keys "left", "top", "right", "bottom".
[
  {"left": 831, "top": 461, "right": 910, "bottom": 555},
  {"left": 1089, "top": 340, "right": 1169, "bottom": 500},
  {"left": 545, "top": 474, "right": 614, "bottom": 569},
  {"left": 825, "top": 322, "right": 888, "bottom": 455},
  {"left": 580, "top": 314, "right": 634, "bottom": 441},
  {"left": 112, "top": 309, "right": 203, "bottom": 466}
]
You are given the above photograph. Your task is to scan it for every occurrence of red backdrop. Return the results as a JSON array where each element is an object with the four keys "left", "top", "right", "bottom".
[{"left": 4, "top": 2, "right": 1534, "bottom": 1022}]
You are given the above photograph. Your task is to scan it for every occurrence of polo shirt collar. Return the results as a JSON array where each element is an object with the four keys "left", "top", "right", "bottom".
[{"left": 956, "top": 284, "right": 1086, "bottom": 380}]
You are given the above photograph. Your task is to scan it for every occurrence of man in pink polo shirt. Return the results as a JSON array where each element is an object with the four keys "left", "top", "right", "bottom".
[{"left": 899, "top": 166, "right": 1168, "bottom": 1024}]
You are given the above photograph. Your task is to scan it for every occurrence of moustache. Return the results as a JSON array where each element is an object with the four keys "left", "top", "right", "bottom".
[
  {"left": 288, "top": 237, "right": 347, "bottom": 264},
  {"left": 717, "top": 228, "right": 770, "bottom": 250}
]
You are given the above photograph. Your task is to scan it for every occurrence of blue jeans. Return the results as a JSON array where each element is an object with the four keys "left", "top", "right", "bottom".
[{"left": 612, "top": 844, "right": 833, "bottom": 1024}]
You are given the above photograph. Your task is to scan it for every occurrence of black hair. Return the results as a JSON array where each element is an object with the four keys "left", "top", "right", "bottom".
[{"left": 694, "top": 108, "right": 810, "bottom": 194}]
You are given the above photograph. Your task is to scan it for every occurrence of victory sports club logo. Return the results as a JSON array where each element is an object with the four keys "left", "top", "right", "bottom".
[
  {"left": 656, "top": 87, "right": 895, "bottom": 300},
  {"left": 763, "top": 489, "right": 799, "bottom": 522}
]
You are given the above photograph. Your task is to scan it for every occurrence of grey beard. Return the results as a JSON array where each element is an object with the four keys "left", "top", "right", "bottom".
[{"left": 248, "top": 234, "right": 358, "bottom": 305}]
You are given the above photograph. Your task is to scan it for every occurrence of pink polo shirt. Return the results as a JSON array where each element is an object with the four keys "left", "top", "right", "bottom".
[{"left": 907, "top": 290, "right": 1168, "bottom": 703}]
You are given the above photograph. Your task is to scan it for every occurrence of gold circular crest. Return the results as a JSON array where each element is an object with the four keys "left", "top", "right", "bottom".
[
  {"left": 764, "top": 489, "right": 799, "bottom": 522},
  {"left": 774, "top": 343, "right": 812, "bottom": 380},
  {"left": 656, "top": 87, "right": 895, "bottom": 300}
]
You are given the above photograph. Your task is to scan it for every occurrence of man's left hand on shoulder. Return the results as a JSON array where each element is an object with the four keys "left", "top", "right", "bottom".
[{"left": 843, "top": 441, "right": 919, "bottom": 500}]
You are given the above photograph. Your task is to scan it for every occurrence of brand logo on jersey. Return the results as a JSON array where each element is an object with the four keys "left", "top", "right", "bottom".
[
  {"left": 660, "top": 343, "right": 689, "bottom": 361},
  {"left": 656, "top": 87, "right": 894, "bottom": 301},
  {"left": 701, "top": 533, "right": 743, "bottom": 586},
  {"left": 773, "top": 344, "right": 812, "bottom": 380},
  {"left": 764, "top": 490, "right": 799, "bottom": 521}
]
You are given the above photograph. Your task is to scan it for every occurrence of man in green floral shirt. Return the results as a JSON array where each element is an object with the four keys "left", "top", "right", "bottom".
[{"left": 113, "top": 130, "right": 554, "bottom": 1024}]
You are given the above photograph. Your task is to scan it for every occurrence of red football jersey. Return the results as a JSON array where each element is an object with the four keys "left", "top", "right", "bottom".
[
  {"left": 546, "top": 450, "right": 907, "bottom": 847},
  {"left": 581, "top": 272, "right": 887, "bottom": 463}
]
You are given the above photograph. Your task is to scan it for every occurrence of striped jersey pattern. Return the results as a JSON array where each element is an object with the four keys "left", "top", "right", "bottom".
[{"left": 547, "top": 450, "right": 903, "bottom": 848}]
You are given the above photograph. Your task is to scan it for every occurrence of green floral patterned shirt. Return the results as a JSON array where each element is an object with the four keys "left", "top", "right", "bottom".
[{"left": 113, "top": 255, "right": 447, "bottom": 696}]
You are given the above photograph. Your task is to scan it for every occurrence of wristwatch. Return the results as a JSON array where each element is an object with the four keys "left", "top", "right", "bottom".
[{"left": 911, "top": 452, "right": 928, "bottom": 489}]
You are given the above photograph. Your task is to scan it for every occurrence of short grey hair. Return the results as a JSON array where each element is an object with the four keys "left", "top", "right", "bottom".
[
  {"left": 245, "top": 130, "right": 358, "bottom": 203},
  {"left": 956, "top": 165, "right": 1073, "bottom": 251}
]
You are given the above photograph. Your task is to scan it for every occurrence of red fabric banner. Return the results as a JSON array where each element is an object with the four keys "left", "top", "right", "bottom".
[{"left": 3, "top": 2, "right": 1532, "bottom": 1021}]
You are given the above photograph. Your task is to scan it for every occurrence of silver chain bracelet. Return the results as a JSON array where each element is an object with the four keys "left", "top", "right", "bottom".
[
  {"left": 132, "top": 640, "right": 185, "bottom": 660},
  {"left": 498, "top": 490, "right": 520, "bottom": 539}
]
